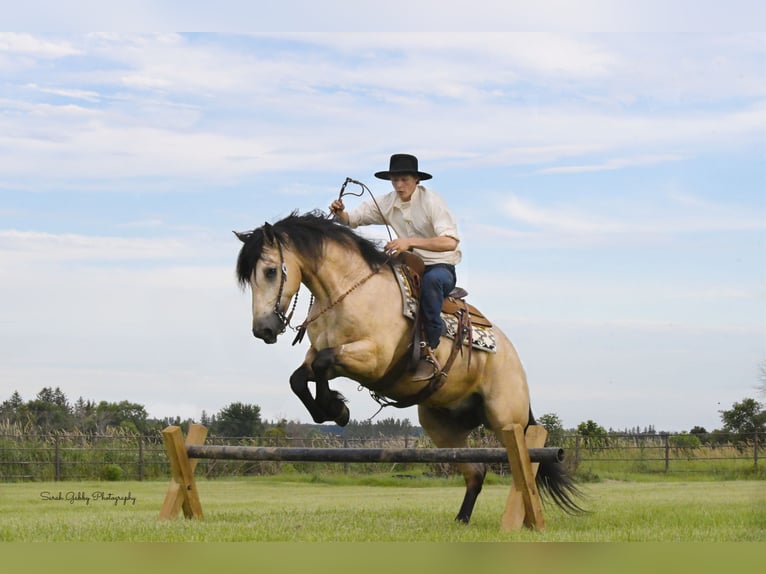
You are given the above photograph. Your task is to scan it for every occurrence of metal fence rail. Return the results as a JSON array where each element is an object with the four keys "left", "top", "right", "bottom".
[{"left": 0, "top": 431, "right": 760, "bottom": 482}]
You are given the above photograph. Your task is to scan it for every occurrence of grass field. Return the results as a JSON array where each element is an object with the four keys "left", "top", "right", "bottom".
[{"left": 1, "top": 476, "right": 764, "bottom": 542}]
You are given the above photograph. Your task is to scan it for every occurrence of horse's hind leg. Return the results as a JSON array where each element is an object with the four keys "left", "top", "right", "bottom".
[
  {"left": 418, "top": 403, "right": 486, "bottom": 524},
  {"left": 454, "top": 460, "right": 486, "bottom": 524}
]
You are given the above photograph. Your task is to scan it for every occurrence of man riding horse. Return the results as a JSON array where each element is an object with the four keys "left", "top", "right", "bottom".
[
  {"left": 330, "top": 153, "right": 461, "bottom": 382},
  {"left": 235, "top": 158, "right": 584, "bottom": 523}
]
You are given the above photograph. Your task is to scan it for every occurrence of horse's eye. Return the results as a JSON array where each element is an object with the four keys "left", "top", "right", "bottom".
[{"left": 265, "top": 267, "right": 278, "bottom": 280}]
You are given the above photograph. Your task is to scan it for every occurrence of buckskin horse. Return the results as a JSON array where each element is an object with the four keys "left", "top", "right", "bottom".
[{"left": 235, "top": 210, "right": 582, "bottom": 523}]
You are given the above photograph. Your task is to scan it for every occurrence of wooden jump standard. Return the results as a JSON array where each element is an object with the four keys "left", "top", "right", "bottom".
[{"left": 161, "top": 423, "right": 558, "bottom": 530}]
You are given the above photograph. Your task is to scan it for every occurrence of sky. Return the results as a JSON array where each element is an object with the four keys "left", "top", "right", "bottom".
[{"left": 1, "top": 5, "right": 764, "bottom": 433}]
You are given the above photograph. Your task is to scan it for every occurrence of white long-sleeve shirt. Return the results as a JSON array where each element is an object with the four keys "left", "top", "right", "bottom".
[{"left": 347, "top": 185, "right": 461, "bottom": 266}]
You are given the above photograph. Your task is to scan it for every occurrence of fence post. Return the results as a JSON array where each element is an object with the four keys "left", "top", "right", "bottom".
[
  {"left": 343, "top": 438, "right": 349, "bottom": 474},
  {"left": 138, "top": 436, "right": 144, "bottom": 481},
  {"left": 755, "top": 431, "right": 759, "bottom": 470},
  {"left": 663, "top": 433, "right": 670, "bottom": 473},
  {"left": 54, "top": 434, "right": 61, "bottom": 481},
  {"left": 574, "top": 435, "right": 580, "bottom": 466},
  {"left": 159, "top": 424, "right": 207, "bottom": 520}
]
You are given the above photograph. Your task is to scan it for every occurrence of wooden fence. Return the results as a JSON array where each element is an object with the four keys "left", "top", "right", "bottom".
[{"left": 0, "top": 430, "right": 760, "bottom": 482}]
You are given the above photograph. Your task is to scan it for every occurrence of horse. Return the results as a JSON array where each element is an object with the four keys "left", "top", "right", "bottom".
[{"left": 235, "top": 210, "right": 583, "bottom": 523}]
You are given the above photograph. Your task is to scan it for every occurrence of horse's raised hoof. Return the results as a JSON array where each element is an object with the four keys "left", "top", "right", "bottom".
[{"left": 334, "top": 404, "right": 350, "bottom": 427}]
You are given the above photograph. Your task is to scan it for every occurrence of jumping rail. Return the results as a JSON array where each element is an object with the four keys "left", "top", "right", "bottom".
[
  {"left": 160, "top": 423, "right": 558, "bottom": 530},
  {"left": 186, "top": 444, "right": 563, "bottom": 464}
]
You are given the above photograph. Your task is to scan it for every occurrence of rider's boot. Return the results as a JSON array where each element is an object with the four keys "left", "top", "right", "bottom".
[{"left": 411, "top": 342, "right": 442, "bottom": 382}]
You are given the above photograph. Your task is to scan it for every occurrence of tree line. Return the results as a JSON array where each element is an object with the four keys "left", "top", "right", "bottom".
[
  {"left": 537, "top": 398, "right": 765, "bottom": 450},
  {"left": 1, "top": 386, "right": 763, "bottom": 445},
  {"left": 0, "top": 387, "right": 420, "bottom": 439}
]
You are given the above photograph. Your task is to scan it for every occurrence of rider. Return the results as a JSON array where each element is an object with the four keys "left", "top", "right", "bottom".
[{"left": 329, "top": 153, "right": 461, "bottom": 381}]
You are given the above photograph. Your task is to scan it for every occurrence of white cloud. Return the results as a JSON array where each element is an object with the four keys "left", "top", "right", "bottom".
[
  {"left": 503, "top": 196, "right": 621, "bottom": 234},
  {"left": 499, "top": 192, "right": 764, "bottom": 239},
  {"left": 2, "top": 1, "right": 763, "bottom": 35},
  {"left": 0, "top": 33, "right": 80, "bottom": 57},
  {"left": 0, "top": 33, "right": 763, "bottom": 190},
  {"left": 539, "top": 153, "right": 689, "bottom": 174},
  {"left": 294, "top": 32, "right": 617, "bottom": 79},
  {"left": 0, "top": 100, "right": 760, "bottom": 190},
  {"left": 26, "top": 84, "right": 101, "bottom": 102},
  {"left": 0, "top": 230, "right": 193, "bottom": 263},
  {"left": 0, "top": 29, "right": 762, "bottom": 431}
]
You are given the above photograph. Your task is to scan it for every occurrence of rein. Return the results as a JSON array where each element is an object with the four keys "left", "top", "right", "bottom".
[
  {"left": 272, "top": 177, "right": 391, "bottom": 342},
  {"left": 269, "top": 226, "right": 386, "bottom": 346},
  {"left": 291, "top": 266, "right": 381, "bottom": 345}
]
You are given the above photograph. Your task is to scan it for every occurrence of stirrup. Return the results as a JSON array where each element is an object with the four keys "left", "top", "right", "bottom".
[{"left": 411, "top": 343, "right": 442, "bottom": 382}]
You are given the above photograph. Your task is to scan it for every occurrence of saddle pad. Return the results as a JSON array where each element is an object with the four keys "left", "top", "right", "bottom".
[
  {"left": 393, "top": 264, "right": 496, "bottom": 353},
  {"left": 393, "top": 264, "right": 419, "bottom": 321},
  {"left": 442, "top": 314, "right": 497, "bottom": 353}
]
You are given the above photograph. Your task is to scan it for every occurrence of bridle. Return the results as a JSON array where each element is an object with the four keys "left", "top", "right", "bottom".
[
  {"left": 270, "top": 238, "right": 300, "bottom": 335},
  {"left": 266, "top": 219, "right": 383, "bottom": 346},
  {"left": 266, "top": 177, "right": 392, "bottom": 342}
]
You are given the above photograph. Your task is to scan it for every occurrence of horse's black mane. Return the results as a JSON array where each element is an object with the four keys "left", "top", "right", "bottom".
[{"left": 236, "top": 210, "right": 389, "bottom": 287}]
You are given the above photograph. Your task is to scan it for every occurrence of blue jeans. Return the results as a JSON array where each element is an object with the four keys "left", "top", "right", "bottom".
[{"left": 421, "top": 264, "right": 456, "bottom": 349}]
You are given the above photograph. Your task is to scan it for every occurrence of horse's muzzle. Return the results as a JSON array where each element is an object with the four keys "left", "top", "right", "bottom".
[{"left": 252, "top": 325, "right": 278, "bottom": 344}]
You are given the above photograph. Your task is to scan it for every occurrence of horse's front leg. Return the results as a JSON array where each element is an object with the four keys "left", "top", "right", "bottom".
[
  {"left": 310, "top": 339, "right": 381, "bottom": 427},
  {"left": 289, "top": 346, "right": 351, "bottom": 426},
  {"left": 289, "top": 348, "right": 333, "bottom": 424},
  {"left": 310, "top": 347, "right": 350, "bottom": 427}
]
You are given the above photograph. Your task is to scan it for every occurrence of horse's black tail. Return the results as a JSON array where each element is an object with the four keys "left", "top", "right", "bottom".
[
  {"left": 536, "top": 456, "right": 588, "bottom": 515},
  {"left": 528, "top": 408, "right": 588, "bottom": 515}
]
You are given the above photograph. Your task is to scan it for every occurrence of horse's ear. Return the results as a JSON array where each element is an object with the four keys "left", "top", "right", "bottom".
[
  {"left": 262, "top": 222, "right": 274, "bottom": 243},
  {"left": 233, "top": 230, "right": 249, "bottom": 243}
]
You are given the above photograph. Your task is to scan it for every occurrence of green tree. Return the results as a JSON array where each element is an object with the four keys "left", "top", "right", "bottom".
[
  {"left": 341, "top": 419, "right": 374, "bottom": 439},
  {"left": 264, "top": 418, "right": 288, "bottom": 445},
  {"left": 374, "top": 417, "right": 415, "bottom": 438},
  {"left": 537, "top": 413, "right": 565, "bottom": 445},
  {"left": 576, "top": 419, "right": 608, "bottom": 449},
  {"left": 707, "top": 428, "right": 730, "bottom": 447},
  {"left": 25, "top": 387, "right": 72, "bottom": 431},
  {"left": 669, "top": 431, "right": 702, "bottom": 452},
  {"left": 214, "top": 402, "right": 264, "bottom": 437},
  {"left": 689, "top": 425, "right": 709, "bottom": 444},
  {"left": 0, "top": 391, "right": 25, "bottom": 424},
  {"left": 86, "top": 401, "right": 149, "bottom": 433},
  {"left": 2, "top": 390, "right": 24, "bottom": 410},
  {"left": 719, "top": 397, "right": 766, "bottom": 445}
]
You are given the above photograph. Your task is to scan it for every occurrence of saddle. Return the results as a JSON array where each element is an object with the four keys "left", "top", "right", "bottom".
[
  {"left": 394, "top": 252, "right": 492, "bottom": 373},
  {"left": 369, "top": 253, "right": 498, "bottom": 409}
]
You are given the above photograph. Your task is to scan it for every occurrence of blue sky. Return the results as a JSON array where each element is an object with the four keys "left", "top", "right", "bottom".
[{"left": 1, "top": 14, "right": 764, "bottom": 432}]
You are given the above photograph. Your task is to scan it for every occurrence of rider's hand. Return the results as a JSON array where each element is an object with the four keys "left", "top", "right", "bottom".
[
  {"left": 385, "top": 238, "right": 411, "bottom": 254},
  {"left": 329, "top": 199, "right": 345, "bottom": 215}
]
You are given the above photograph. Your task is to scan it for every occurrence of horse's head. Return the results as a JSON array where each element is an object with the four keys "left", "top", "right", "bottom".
[{"left": 235, "top": 222, "right": 302, "bottom": 344}]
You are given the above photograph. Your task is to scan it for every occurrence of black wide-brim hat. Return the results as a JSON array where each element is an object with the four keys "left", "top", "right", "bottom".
[{"left": 374, "top": 153, "right": 432, "bottom": 181}]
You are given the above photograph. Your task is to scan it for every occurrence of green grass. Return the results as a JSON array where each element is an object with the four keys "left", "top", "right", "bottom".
[{"left": 1, "top": 477, "right": 764, "bottom": 542}]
